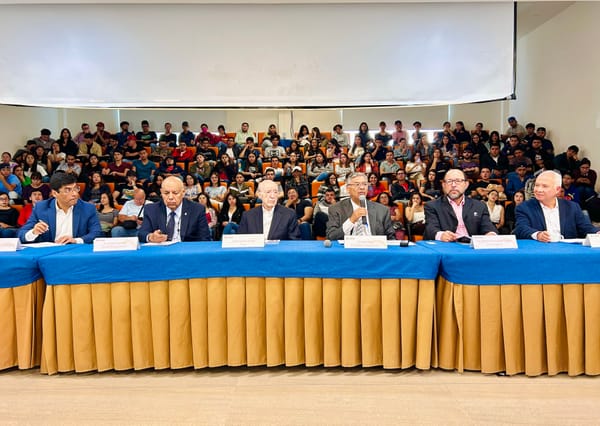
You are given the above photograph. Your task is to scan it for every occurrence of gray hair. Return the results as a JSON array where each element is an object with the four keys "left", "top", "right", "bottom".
[
  {"left": 539, "top": 170, "right": 562, "bottom": 188},
  {"left": 346, "top": 172, "right": 367, "bottom": 183}
]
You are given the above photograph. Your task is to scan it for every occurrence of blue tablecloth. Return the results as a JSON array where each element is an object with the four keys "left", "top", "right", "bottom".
[
  {"left": 37, "top": 241, "right": 441, "bottom": 285},
  {"left": 419, "top": 239, "right": 600, "bottom": 285},
  {"left": 0, "top": 245, "right": 79, "bottom": 288}
]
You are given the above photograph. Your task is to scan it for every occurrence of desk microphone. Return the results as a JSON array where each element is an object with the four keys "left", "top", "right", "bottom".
[
  {"left": 358, "top": 195, "right": 368, "bottom": 225},
  {"left": 323, "top": 239, "right": 332, "bottom": 248}
]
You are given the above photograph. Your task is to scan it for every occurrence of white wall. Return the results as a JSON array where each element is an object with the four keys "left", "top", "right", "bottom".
[{"left": 509, "top": 2, "right": 600, "bottom": 167}]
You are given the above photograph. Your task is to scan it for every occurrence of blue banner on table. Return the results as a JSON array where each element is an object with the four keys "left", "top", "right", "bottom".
[
  {"left": 37, "top": 241, "right": 441, "bottom": 285},
  {"left": 419, "top": 239, "right": 600, "bottom": 285}
]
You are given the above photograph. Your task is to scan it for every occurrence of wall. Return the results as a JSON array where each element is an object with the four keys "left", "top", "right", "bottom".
[{"left": 509, "top": 2, "right": 600, "bottom": 166}]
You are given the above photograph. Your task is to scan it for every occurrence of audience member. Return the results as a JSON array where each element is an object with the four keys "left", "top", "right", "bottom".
[
  {"left": 0, "top": 192, "right": 19, "bottom": 237},
  {"left": 111, "top": 188, "right": 150, "bottom": 237},
  {"left": 554, "top": 145, "right": 581, "bottom": 175},
  {"left": 0, "top": 163, "right": 22, "bottom": 204},
  {"left": 390, "top": 170, "right": 416, "bottom": 204},
  {"left": 376, "top": 191, "right": 405, "bottom": 240},
  {"left": 96, "top": 192, "right": 119, "bottom": 236},
  {"left": 312, "top": 188, "right": 336, "bottom": 238},
  {"left": 405, "top": 192, "right": 426, "bottom": 238},
  {"left": 136, "top": 120, "right": 158, "bottom": 147},
  {"left": 17, "top": 188, "right": 44, "bottom": 227},
  {"left": 284, "top": 187, "right": 313, "bottom": 240},
  {"left": 217, "top": 193, "right": 245, "bottom": 239}
]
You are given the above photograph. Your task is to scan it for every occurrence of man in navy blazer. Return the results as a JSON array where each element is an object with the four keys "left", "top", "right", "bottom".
[
  {"left": 515, "top": 170, "right": 598, "bottom": 241},
  {"left": 238, "top": 179, "right": 300, "bottom": 240},
  {"left": 424, "top": 169, "right": 498, "bottom": 241},
  {"left": 138, "top": 176, "right": 211, "bottom": 242},
  {"left": 19, "top": 173, "right": 103, "bottom": 244}
]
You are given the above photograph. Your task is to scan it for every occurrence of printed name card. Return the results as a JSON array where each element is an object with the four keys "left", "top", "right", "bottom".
[
  {"left": 344, "top": 235, "right": 388, "bottom": 249},
  {"left": 471, "top": 235, "right": 518, "bottom": 250},
  {"left": 583, "top": 234, "right": 600, "bottom": 248},
  {"left": 93, "top": 237, "right": 140, "bottom": 252},
  {"left": 222, "top": 234, "right": 265, "bottom": 248},
  {"left": 0, "top": 238, "right": 22, "bottom": 252}
]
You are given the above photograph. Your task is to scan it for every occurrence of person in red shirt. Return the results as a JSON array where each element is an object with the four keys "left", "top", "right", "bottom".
[
  {"left": 17, "top": 188, "right": 44, "bottom": 226},
  {"left": 172, "top": 141, "right": 195, "bottom": 164}
]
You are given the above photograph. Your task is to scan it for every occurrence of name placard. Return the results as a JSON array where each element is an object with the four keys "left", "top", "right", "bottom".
[
  {"left": 471, "top": 235, "right": 518, "bottom": 250},
  {"left": 583, "top": 234, "right": 600, "bottom": 248},
  {"left": 0, "top": 238, "right": 22, "bottom": 252},
  {"left": 93, "top": 237, "right": 140, "bottom": 252},
  {"left": 222, "top": 234, "right": 265, "bottom": 248},
  {"left": 344, "top": 235, "right": 388, "bottom": 249}
]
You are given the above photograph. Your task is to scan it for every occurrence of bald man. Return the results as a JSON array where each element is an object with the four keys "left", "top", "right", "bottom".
[
  {"left": 238, "top": 179, "right": 300, "bottom": 240},
  {"left": 138, "top": 176, "right": 211, "bottom": 242}
]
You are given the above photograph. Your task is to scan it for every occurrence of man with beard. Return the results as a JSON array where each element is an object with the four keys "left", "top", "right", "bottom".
[{"left": 424, "top": 169, "right": 497, "bottom": 241}]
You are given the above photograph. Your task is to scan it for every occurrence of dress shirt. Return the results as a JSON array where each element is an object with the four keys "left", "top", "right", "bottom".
[
  {"left": 25, "top": 204, "right": 84, "bottom": 244},
  {"left": 532, "top": 198, "right": 561, "bottom": 240},
  {"left": 435, "top": 196, "right": 468, "bottom": 241},
  {"left": 262, "top": 207, "right": 274, "bottom": 240},
  {"left": 342, "top": 199, "right": 372, "bottom": 236},
  {"left": 165, "top": 203, "right": 183, "bottom": 242}
]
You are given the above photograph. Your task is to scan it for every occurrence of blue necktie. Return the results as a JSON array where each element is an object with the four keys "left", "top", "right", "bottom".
[{"left": 166, "top": 211, "right": 176, "bottom": 241}]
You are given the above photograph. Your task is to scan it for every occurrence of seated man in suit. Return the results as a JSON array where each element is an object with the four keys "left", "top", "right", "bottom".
[
  {"left": 326, "top": 172, "right": 395, "bottom": 240},
  {"left": 514, "top": 170, "right": 599, "bottom": 241},
  {"left": 424, "top": 168, "right": 498, "bottom": 241},
  {"left": 238, "top": 179, "right": 300, "bottom": 240},
  {"left": 19, "top": 172, "right": 103, "bottom": 244},
  {"left": 138, "top": 176, "right": 211, "bottom": 242}
]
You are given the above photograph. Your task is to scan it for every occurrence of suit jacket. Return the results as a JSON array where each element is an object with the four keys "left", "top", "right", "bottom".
[
  {"left": 238, "top": 204, "right": 301, "bottom": 240},
  {"left": 423, "top": 196, "right": 498, "bottom": 240},
  {"left": 326, "top": 198, "right": 396, "bottom": 240},
  {"left": 138, "top": 198, "right": 211, "bottom": 242},
  {"left": 18, "top": 198, "right": 103, "bottom": 244},
  {"left": 514, "top": 198, "right": 598, "bottom": 239}
]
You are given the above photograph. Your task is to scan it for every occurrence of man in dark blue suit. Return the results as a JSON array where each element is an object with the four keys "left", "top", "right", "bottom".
[
  {"left": 138, "top": 176, "right": 211, "bottom": 242},
  {"left": 238, "top": 179, "right": 300, "bottom": 240},
  {"left": 19, "top": 173, "right": 103, "bottom": 244},
  {"left": 515, "top": 170, "right": 598, "bottom": 241}
]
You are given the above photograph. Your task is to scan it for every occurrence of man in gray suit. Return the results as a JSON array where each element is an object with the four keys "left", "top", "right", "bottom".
[{"left": 326, "top": 172, "right": 395, "bottom": 240}]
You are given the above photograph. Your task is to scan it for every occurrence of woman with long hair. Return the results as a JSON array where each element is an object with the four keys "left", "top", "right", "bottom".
[
  {"left": 304, "top": 138, "right": 324, "bottom": 163},
  {"left": 367, "top": 173, "right": 386, "bottom": 199},
  {"left": 420, "top": 170, "right": 442, "bottom": 201},
  {"left": 348, "top": 135, "right": 365, "bottom": 163},
  {"left": 356, "top": 152, "right": 379, "bottom": 176},
  {"left": 23, "top": 153, "right": 48, "bottom": 181},
  {"left": 217, "top": 193, "right": 244, "bottom": 239},
  {"left": 198, "top": 192, "right": 218, "bottom": 238},
  {"left": 376, "top": 191, "right": 405, "bottom": 240},
  {"left": 183, "top": 174, "right": 203, "bottom": 201},
  {"left": 96, "top": 192, "right": 119, "bottom": 236},
  {"left": 405, "top": 192, "right": 426, "bottom": 238},
  {"left": 205, "top": 171, "right": 227, "bottom": 208},
  {"left": 486, "top": 189, "right": 505, "bottom": 232},
  {"left": 83, "top": 171, "right": 111, "bottom": 203},
  {"left": 504, "top": 189, "right": 524, "bottom": 233},
  {"left": 333, "top": 153, "right": 355, "bottom": 183},
  {"left": 307, "top": 152, "right": 333, "bottom": 182}
]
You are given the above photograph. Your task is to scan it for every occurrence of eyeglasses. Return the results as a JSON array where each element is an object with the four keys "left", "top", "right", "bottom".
[
  {"left": 348, "top": 183, "right": 368, "bottom": 188},
  {"left": 444, "top": 179, "right": 467, "bottom": 185},
  {"left": 61, "top": 185, "right": 81, "bottom": 194},
  {"left": 161, "top": 191, "right": 182, "bottom": 196}
]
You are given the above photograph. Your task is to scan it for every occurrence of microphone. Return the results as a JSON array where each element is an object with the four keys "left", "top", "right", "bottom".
[
  {"left": 323, "top": 239, "right": 332, "bottom": 248},
  {"left": 359, "top": 195, "right": 368, "bottom": 225}
]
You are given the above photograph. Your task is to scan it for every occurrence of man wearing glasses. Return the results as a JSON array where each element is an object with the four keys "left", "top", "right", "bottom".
[
  {"left": 19, "top": 173, "right": 103, "bottom": 244},
  {"left": 424, "top": 169, "right": 497, "bottom": 241},
  {"left": 326, "top": 172, "right": 395, "bottom": 240},
  {"left": 138, "top": 176, "right": 211, "bottom": 243}
]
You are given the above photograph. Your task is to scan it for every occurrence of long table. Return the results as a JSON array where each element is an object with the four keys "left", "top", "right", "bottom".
[
  {"left": 37, "top": 241, "right": 441, "bottom": 375},
  {"left": 0, "top": 245, "right": 76, "bottom": 370},
  {"left": 422, "top": 240, "right": 600, "bottom": 376}
]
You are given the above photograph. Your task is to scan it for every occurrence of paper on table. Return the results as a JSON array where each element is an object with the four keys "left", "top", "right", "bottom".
[
  {"left": 23, "top": 242, "right": 65, "bottom": 248},
  {"left": 559, "top": 238, "right": 585, "bottom": 244},
  {"left": 143, "top": 241, "right": 178, "bottom": 246}
]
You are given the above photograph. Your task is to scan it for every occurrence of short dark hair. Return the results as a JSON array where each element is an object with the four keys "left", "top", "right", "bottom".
[
  {"left": 568, "top": 145, "right": 579, "bottom": 153},
  {"left": 141, "top": 120, "right": 149, "bottom": 126},
  {"left": 120, "top": 121, "right": 129, "bottom": 127},
  {"left": 84, "top": 133, "right": 94, "bottom": 139},
  {"left": 394, "top": 120, "right": 402, "bottom": 126},
  {"left": 30, "top": 172, "right": 43, "bottom": 180},
  {"left": 413, "top": 121, "right": 421, "bottom": 126},
  {"left": 41, "top": 128, "right": 51, "bottom": 136},
  {"left": 525, "top": 123, "right": 535, "bottom": 129},
  {"left": 50, "top": 172, "right": 77, "bottom": 191},
  {"left": 537, "top": 127, "right": 546, "bottom": 132}
]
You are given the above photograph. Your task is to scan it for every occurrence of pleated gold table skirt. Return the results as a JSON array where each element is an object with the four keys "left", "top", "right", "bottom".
[
  {"left": 41, "top": 278, "right": 437, "bottom": 375},
  {"left": 436, "top": 278, "right": 600, "bottom": 376},
  {"left": 0, "top": 279, "right": 45, "bottom": 370}
]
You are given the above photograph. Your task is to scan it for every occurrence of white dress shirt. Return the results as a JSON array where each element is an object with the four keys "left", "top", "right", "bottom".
[
  {"left": 25, "top": 204, "right": 84, "bottom": 244},
  {"left": 342, "top": 199, "right": 371, "bottom": 236},
  {"left": 262, "top": 207, "right": 274, "bottom": 240},
  {"left": 532, "top": 198, "right": 561, "bottom": 240}
]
